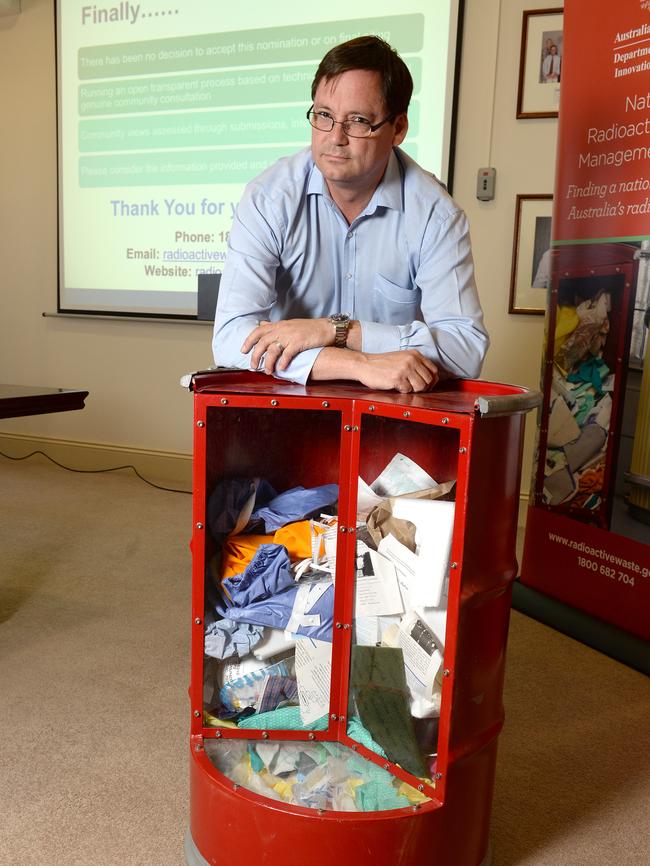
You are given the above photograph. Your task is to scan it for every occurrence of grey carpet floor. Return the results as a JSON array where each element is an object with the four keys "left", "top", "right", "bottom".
[{"left": 1, "top": 457, "right": 648, "bottom": 865}]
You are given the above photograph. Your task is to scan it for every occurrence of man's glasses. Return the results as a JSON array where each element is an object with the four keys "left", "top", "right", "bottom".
[{"left": 306, "top": 106, "right": 395, "bottom": 138}]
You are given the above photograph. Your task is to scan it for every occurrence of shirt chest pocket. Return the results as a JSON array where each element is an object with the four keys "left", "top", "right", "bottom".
[{"left": 372, "top": 273, "right": 421, "bottom": 325}]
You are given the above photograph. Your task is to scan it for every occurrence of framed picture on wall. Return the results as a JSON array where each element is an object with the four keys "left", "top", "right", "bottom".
[
  {"left": 509, "top": 194, "right": 553, "bottom": 315},
  {"left": 516, "top": 8, "right": 564, "bottom": 118}
]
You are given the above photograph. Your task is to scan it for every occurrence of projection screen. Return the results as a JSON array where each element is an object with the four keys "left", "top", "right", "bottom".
[{"left": 56, "top": 1, "right": 464, "bottom": 318}]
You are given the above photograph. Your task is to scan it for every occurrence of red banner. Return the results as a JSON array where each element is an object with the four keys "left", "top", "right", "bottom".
[
  {"left": 553, "top": 3, "right": 650, "bottom": 242},
  {"left": 521, "top": 0, "right": 650, "bottom": 641}
]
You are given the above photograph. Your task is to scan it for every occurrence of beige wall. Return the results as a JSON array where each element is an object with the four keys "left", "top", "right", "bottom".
[{"left": 0, "top": 0, "right": 555, "bottom": 487}]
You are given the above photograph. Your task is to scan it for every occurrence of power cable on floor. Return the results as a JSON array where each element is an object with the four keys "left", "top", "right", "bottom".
[{"left": 0, "top": 448, "right": 192, "bottom": 494}]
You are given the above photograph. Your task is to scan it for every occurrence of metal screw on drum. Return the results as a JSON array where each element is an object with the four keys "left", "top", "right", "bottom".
[
  {"left": 196, "top": 522, "right": 204, "bottom": 530},
  {"left": 194, "top": 617, "right": 202, "bottom": 625},
  {"left": 193, "top": 710, "right": 200, "bottom": 718},
  {"left": 322, "top": 401, "right": 329, "bottom": 408},
  {"left": 196, "top": 420, "right": 205, "bottom": 428},
  {"left": 271, "top": 399, "right": 279, "bottom": 406},
  {"left": 220, "top": 398, "right": 228, "bottom": 405}
]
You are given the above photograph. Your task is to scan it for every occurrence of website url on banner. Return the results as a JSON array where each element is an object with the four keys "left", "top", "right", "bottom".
[{"left": 547, "top": 532, "right": 649, "bottom": 579}]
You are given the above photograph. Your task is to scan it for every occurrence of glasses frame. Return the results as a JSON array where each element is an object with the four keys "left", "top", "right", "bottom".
[{"left": 306, "top": 106, "right": 396, "bottom": 138}]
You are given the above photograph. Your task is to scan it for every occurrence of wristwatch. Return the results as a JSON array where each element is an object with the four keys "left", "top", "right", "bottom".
[{"left": 329, "top": 313, "right": 351, "bottom": 348}]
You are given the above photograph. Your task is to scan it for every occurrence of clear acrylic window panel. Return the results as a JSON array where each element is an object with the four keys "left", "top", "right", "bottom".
[
  {"left": 346, "top": 413, "right": 460, "bottom": 783},
  {"left": 201, "top": 406, "right": 341, "bottom": 744},
  {"left": 205, "top": 737, "right": 431, "bottom": 813}
]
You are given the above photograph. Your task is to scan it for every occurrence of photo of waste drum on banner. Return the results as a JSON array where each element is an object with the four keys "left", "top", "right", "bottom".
[{"left": 521, "top": 0, "right": 650, "bottom": 641}]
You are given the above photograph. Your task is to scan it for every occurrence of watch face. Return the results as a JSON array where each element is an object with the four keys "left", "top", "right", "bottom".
[{"left": 330, "top": 314, "right": 350, "bottom": 324}]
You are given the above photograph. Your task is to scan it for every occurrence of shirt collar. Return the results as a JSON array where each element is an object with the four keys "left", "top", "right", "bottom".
[{"left": 307, "top": 149, "right": 404, "bottom": 214}]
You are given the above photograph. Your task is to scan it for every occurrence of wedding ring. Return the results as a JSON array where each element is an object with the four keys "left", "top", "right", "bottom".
[{"left": 274, "top": 340, "right": 284, "bottom": 351}]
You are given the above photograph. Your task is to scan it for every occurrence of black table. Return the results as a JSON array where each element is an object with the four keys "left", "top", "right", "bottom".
[{"left": 0, "top": 385, "right": 89, "bottom": 420}]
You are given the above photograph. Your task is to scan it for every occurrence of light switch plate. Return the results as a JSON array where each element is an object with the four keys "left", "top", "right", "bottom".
[{"left": 476, "top": 167, "right": 496, "bottom": 201}]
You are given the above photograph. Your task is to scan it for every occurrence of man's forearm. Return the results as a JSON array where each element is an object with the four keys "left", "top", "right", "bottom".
[{"left": 309, "top": 347, "right": 438, "bottom": 393}]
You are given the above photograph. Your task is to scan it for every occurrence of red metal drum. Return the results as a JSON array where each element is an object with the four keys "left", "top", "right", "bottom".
[{"left": 185, "top": 372, "right": 539, "bottom": 866}]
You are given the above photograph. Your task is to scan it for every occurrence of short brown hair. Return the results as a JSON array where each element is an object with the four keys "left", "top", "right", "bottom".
[{"left": 311, "top": 35, "right": 413, "bottom": 116}]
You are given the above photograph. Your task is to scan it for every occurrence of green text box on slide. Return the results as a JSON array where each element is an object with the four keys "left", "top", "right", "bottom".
[
  {"left": 78, "top": 147, "right": 300, "bottom": 186},
  {"left": 78, "top": 100, "right": 421, "bottom": 152},
  {"left": 78, "top": 15, "right": 423, "bottom": 79},
  {"left": 78, "top": 59, "right": 422, "bottom": 117}
]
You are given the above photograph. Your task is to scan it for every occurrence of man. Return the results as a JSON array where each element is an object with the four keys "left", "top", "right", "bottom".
[
  {"left": 542, "top": 44, "right": 561, "bottom": 83},
  {"left": 213, "top": 36, "right": 488, "bottom": 393}
]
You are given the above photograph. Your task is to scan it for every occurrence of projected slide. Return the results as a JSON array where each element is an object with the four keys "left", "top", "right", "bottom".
[{"left": 57, "top": 2, "right": 461, "bottom": 317}]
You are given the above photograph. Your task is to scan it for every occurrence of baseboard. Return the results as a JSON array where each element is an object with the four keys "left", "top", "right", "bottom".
[{"left": 0, "top": 432, "right": 192, "bottom": 491}]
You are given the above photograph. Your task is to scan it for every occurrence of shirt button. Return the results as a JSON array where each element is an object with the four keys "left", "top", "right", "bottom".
[
  {"left": 346, "top": 273, "right": 352, "bottom": 280},
  {"left": 347, "top": 231, "right": 354, "bottom": 239}
]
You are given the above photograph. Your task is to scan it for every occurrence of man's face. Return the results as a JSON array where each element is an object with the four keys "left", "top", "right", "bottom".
[{"left": 311, "top": 68, "right": 407, "bottom": 197}]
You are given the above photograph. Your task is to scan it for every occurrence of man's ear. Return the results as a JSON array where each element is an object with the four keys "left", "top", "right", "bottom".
[{"left": 392, "top": 113, "right": 408, "bottom": 146}]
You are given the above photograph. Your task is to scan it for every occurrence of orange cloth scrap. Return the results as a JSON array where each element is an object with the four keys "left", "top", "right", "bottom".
[
  {"left": 570, "top": 461, "right": 605, "bottom": 510},
  {"left": 220, "top": 521, "right": 314, "bottom": 580}
]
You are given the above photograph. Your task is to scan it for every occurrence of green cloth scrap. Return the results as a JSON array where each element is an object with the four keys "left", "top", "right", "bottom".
[
  {"left": 248, "top": 743, "right": 264, "bottom": 773},
  {"left": 350, "top": 645, "right": 428, "bottom": 777},
  {"left": 356, "top": 780, "right": 410, "bottom": 811},
  {"left": 348, "top": 754, "right": 410, "bottom": 810},
  {"left": 567, "top": 357, "right": 609, "bottom": 394},
  {"left": 573, "top": 393, "right": 595, "bottom": 425}
]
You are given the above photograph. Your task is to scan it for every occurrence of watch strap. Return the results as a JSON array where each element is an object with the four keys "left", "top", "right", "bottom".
[{"left": 329, "top": 314, "right": 351, "bottom": 349}]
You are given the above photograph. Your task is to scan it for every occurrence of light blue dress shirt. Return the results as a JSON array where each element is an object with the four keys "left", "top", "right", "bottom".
[{"left": 213, "top": 146, "right": 489, "bottom": 384}]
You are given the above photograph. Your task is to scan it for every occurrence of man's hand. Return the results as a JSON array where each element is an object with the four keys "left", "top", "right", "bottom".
[
  {"left": 242, "top": 318, "right": 333, "bottom": 374},
  {"left": 356, "top": 350, "right": 439, "bottom": 392},
  {"left": 310, "top": 347, "right": 438, "bottom": 392}
]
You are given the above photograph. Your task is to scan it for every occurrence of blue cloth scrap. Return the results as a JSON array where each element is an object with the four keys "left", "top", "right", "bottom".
[
  {"left": 222, "top": 543, "right": 295, "bottom": 606},
  {"left": 217, "top": 545, "right": 334, "bottom": 642},
  {"left": 207, "top": 477, "right": 277, "bottom": 542},
  {"left": 249, "top": 484, "right": 339, "bottom": 532},
  {"left": 257, "top": 676, "right": 299, "bottom": 714},
  {"left": 204, "top": 617, "right": 264, "bottom": 660}
]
